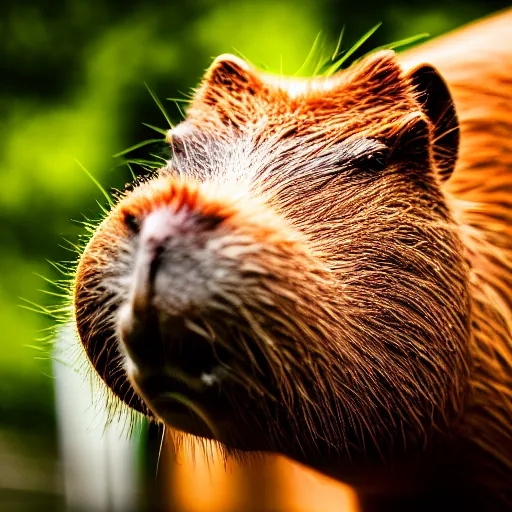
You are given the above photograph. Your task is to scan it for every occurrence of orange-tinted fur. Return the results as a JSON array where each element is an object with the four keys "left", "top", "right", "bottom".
[
  {"left": 399, "top": 10, "right": 512, "bottom": 506},
  {"left": 74, "top": 9, "right": 512, "bottom": 511}
]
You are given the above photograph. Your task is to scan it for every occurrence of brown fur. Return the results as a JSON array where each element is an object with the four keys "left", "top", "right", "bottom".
[
  {"left": 73, "top": 10, "right": 512, "bottom": 511},
  {"left": 399, "top": 10, "right": 512, "bottom": 507}
]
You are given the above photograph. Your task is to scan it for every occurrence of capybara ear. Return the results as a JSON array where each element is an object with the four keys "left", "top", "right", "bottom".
[
  {"left": 407, "top": 63, "right": 459, "bottom": 181},
  {"left": 344, "top": 50, "right": 405, "bottom": 97},
  {"left": 199, "top": 54, "right": 264, "bottom": 108}
]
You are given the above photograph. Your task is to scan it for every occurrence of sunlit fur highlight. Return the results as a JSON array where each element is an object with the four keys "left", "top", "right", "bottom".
[
  {"left": 70, "top": 10, "right": 512, "bottom": 510},
  {"left": 401, "top": 9, "right": 512, "bottom": 503}
]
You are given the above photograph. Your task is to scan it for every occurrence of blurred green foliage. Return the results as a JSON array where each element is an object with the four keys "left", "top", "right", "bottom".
[{"left": 0, "top": 0, "right": 509, "bottom": 506}]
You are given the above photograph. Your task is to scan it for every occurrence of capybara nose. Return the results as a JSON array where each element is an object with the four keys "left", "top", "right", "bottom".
[
  {"left": 127, "top": 206, "right": 223, "bottom": 318},
  {"left": 117, "top": 206, "right": 228, "bottom": 388}
]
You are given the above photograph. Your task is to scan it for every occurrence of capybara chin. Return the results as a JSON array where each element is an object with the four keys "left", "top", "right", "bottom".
[{"left": 72, "top": 10, "right": 512, "bottom": 511}]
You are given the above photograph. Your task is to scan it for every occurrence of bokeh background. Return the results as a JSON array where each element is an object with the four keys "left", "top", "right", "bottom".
[{"left": 1, "top": 1, "right": 510, "bottom": 511}]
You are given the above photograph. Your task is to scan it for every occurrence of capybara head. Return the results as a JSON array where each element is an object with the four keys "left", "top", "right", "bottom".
[{"left": 74, "top": 50, "right": 471, "bottom": 470}]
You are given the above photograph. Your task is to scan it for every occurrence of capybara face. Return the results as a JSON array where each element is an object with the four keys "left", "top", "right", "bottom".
[{"left": 74, "top": 50, "right": 472, "bottom": 468}]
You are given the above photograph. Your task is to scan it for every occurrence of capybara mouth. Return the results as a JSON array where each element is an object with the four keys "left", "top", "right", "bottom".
[
  {"left": 117, "top": 300, "right": 257, "bottom": 436},
  {"left": 119, "top": 303, "right": 230, "bottom": 388},
  {"left": 134, "top": 368, "right": 232, "bottom": 438}
]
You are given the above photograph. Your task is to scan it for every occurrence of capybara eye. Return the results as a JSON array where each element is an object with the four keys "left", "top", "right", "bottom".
[
  {"left": 333, "top": 138, "right": 389, "bottom": 175},
  {"left": 353, "top": 143, "right": 389, "bottom": 173},
  {"left": 170, "top": 133, "right": 186, "bottom": 158},
  {"left": 362, "top": 147, "right": 388, "bottom": 172}
]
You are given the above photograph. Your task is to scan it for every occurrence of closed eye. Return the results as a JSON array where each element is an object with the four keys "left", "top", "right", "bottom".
[{"left": 319, "top": 138, "right": 389, "bottom": 177}]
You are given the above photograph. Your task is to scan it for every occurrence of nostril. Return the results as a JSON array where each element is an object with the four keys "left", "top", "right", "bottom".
[
  {"left": 123, "top": 212, "right": 140, "bottom": 234},
  {"left": 145, "top": 235, "right": 170, "bottom": 254}
]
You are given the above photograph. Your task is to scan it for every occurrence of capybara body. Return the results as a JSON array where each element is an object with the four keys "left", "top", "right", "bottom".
[{"left": 73, "top": 10, "right": 512, "bottom": 511}]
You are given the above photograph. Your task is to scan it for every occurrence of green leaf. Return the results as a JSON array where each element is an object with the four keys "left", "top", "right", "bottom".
[
  {"left": 165, "top": 97, "right": 192, "bottom": 103},
  {"left": 75, "top": 160, "right": 114, "bottom": 206},
  {"left": 172, "top": 99, "right": 185, "bottom": 119},
  {"left": 325, "top": 22, "right": 382, "bottom": 75},
  {"left": 113, "top": 138, "right": 163, "bottom": 158},
  {"left": 142, "top": 123, "right": 168, "bottom": 136},
  {"left": 145, "top": 82, "right": 173, "bottom": 128},
  {"left": 295, "top": 32, "right": 324, "bottom": 76},
  {"left": 373, "top": 33, "right": 430, "bottom": 52},
  {"left": 126, "top": 163, "right": 136, "bottom": 180},
  {"left": 331, "top": 26, "right": 345, "bottom": 61}
]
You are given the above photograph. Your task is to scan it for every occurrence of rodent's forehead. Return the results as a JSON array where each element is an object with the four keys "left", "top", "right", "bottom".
[{"left": 186, "top": 51, "right": 420, "bottom": 142}]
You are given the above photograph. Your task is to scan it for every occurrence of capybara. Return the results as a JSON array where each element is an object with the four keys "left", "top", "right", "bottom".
[{"left": 72, "top": 10, "right": 512, "bottom": 511}]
